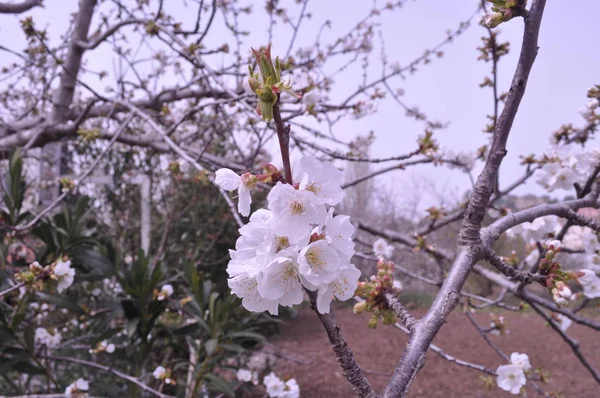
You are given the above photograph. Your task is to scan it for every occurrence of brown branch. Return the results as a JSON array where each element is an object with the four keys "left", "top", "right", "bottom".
[
  {"left": 46, "top": 356, "right": 173, "bottom": 398},
  {"left": 306, "top": 291, "right": 377, "bottom": 397},
  {"left": 272, "top": 101, "right": 293, "bottom": 184},
  {"left": 383, "top": 292, "right": 417, "bottom": 331},
  {"left": 484, "top": 249, "right": 546, "bottom": 284},
  {"left": 383, "top": 2, "right": 547, "bottom": 396},
  {"left": 0, "top": 0, "right": 42, "bottom": 14}
]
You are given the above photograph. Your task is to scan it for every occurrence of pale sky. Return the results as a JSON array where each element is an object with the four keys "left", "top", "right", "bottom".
[{"left": 1, "top": 0, "right": 599, "bottom": 211}]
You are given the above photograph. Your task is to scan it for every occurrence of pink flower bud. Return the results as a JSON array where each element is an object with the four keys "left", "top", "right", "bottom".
[{"left": 547, "top": 239, "right": 561, "bottom": 251}]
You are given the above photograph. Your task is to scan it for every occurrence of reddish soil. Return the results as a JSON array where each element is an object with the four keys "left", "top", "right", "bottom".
[{"left": 266, "top": 304, "right": 600, "bottom": 397}]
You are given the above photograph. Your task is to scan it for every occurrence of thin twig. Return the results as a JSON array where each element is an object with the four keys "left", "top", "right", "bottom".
[{"left": 46, "top": 356, "right": 174, "bottom": 398}]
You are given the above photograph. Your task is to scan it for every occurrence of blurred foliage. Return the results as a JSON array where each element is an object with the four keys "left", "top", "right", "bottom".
[{"left": 0, "top": 150, "right": 278, "bottom": 397}]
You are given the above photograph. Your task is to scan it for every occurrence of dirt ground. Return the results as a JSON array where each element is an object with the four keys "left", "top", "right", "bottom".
[{"left": 263, "top": 304, "right": 600, "bottom": 398}]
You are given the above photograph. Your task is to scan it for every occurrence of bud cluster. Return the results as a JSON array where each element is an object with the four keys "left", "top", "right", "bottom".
[
  {"left": 15, "top": 257, "right": 76, "bottom": 294},
  {"left": 539, "top": 240, "right": 577, "bottom": 306},
  {"left": 483, "top": 0, "right": 527, "bottom": 28},
  {"left": 248, "top": 44, "right": 302, "bottom": 121},
  {"left": 489, "top": 313, "right": 509, "bottom": 336},
  {"left": 15, "top": 261, "right": 52, "bottom": 290},
  {"left": 353, "top": 259, "right": 401, "bottom": 329}
]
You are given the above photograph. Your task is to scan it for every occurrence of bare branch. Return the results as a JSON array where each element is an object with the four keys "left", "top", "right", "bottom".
[
  {"left": 383, "top": 2, "right": 547, "bottom": 396},
  {"left": 0, "top": 0, "right": 42, "bottom": 14},
  {"left": 46, "top": 356, "right": 173, "bottom": 398},
  {"left": 14, "top": 114, "right": 135, "bottom": 231},
  {"left": 383, "top": 292, "right": 417, "bottom": 331},
  {"left": 484, "top": 249, "right": 546, "bottom": 284},
  {"left": 306, "top": 291, "right": 377, "bottom": 398}
]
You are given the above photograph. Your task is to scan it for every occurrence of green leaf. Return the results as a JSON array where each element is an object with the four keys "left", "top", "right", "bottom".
[
  {"left": 204, "top": 373, "right": 235, "bottom": 398},
  {"left": 224, "top": 331, "right": 265, "bottom": 342},
  {"left": 23, "top": 324, "right": 35, "bottom": 356}
]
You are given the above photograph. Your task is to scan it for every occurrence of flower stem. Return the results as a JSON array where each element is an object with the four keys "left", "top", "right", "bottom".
[{"left": 272, "top": 99, "right": 293, "bottom": 184}]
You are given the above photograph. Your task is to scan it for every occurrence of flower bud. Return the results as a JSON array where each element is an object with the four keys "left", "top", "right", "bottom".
[
  {"left": 547, "top": 239, "right": 561, "bottom": 251},
  {"left": 240, "top": 172, "right": 257, "bottom": 189},
  {"left": 353, "top": 301, "right": 367, "bottom": 315},
  {"left": 367, "top": 315, "right": 379, "bottom": 329},
  {"left": 484, "top": 12, "right": 503, "bottom": 28}
]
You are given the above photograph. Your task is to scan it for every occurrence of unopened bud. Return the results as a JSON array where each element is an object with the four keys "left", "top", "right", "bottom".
[
  {"left": 353, "top": 301, "right": 367, "bottom": 315},
  {"left": 367, "top": 315, "right": 379, "bottom": 329},
  {"left": 547, "top": 239, "right": 561, "bottom": 251},
  {"left": 484, "top": 12, "right": 503, "bottom": 28}
]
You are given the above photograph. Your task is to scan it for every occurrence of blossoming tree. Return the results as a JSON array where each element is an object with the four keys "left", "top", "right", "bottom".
[{"left": 2, "top": 0, "right": 600, "bottom": 397}]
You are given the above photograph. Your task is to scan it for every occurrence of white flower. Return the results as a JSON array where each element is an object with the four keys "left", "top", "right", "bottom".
[
  {"left": 215, "top": 168, "right": 254, "bottom": 217},
  {"left": 65, "top": 378, "right": 89, "bottom": 397},
  {"left": 583, "top": 280, "right": 600, "bottom": 299},
  {"left": 553, "top": 313, "right": 572, "bottom": 332},
  {"left": 34, "top": 328, "right": 61, "bottom": 348},
  {"left": 228, "top": 262, "right": 280, "bottom": 315},
  {"left": 294, "top": 157, "right": 344, "bottom": 206},
  {"left": 547, "top": 239, "right": 561, "bottom": 251},
  {"left": 524, "top": 250, "right": 539, "bottom": 268},
  {"left": 264, "top": 372, "right": 285, "bottom": 397},
  {"left": 298, "top": 240, "right": 341, "bottom": 286},
  {"left": 236, "top": 368, "right": 253, "bottom": 383},
  {"left": 577, "top": 269, "right": 599, "bottom": 286},
  {"left": 579, "top": 106, "right": 594, "bottom": 119},
  {"left": 257, "top": 249, "right": 305, "bottom": 307},
  {"left": 267, "top": 183, "right": 326, "bottom": 240},
  {"left": 153, "top": 366, "right": 166, "bottom": 379},
  {"left": 302, "top": 91, "right": 322, "bottom": 106},
  {"left": 315, "top": 264, "right": 361, "bottom": 314},
  {"left": 54, "top": 259, "right": 75, "bottom": 293},
  {"left": 105, "top": 343, "right": 115, "bottom": 353},
  {"left": 392, "top": 279, "right": 403, "bottom": 290},
  {"left": 373, "top": 238, "right": 394, "bottom": 259},
  {"left": 506, "top": 216, "right": 560, "bottom": 243},
  {"left": 587, "top": 98, "right": 599, "bottom": 110},
  {"left": 280, "top": 378, "right": 300, "bottom": 398},
  {"left": 157, "top": 284, "right": 173, "bottom": 301},
  {"left": 324, "top": 208, "right": 355, "bottom": 263},
  {"left": 510, "top": 352, "right": 531, "bottom": 371},
  {"left": 496, "top": 364, "right": 526, "bottom": 395}
]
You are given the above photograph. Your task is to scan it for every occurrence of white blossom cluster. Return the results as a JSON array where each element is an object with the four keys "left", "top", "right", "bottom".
[
  {"left": 496, "top": 353, "right": 531, "bottom": 395},
  {"left": 65, "top": 378, "right": 89, "bottom": 398},
  {"left": 577, "top": 269, "right": 600, "bottom": 299},
  {"left": 578, "top": 97, "right": 599, "bottom": 121},
  {"left": 505, "top": 216, "right": 561, "bottom": 243},
  {"left": 263, "top": 372, "right": 300, "bottom": 398},
  {"left": 236, "top": 368, "right": 260, "bottom": 385},
  {"left": 535, "top": 144, "right": 600, "bottom": 192},
  {"left": 54, "top": 259, "right": 75, "bottom": 293},
  {"left": 216, "top": 156, "right": 361, "bottom": 315},
  {"left": 372, "top": 238, "right": 394, "bottom": 259},
  {"left": 34, "top": 327, "right": 61, "bottom": 348}
]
